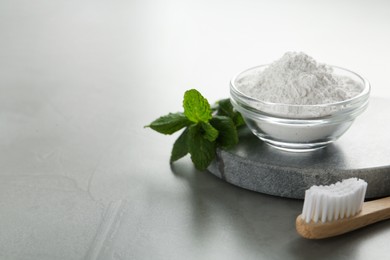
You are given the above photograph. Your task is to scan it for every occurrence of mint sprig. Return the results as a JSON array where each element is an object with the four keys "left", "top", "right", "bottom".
[{"left": 145, "top": 89, "right": 245, "bottom": 171}]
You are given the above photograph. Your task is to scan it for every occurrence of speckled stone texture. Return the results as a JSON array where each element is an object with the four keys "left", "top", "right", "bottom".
[{"left": 208, "top": 97, "right": 390, "bottom": 199}]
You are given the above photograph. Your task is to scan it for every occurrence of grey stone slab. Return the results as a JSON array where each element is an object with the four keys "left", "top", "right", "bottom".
[{"left": 208, "top": 97, "right": 390, "bottom": 199}]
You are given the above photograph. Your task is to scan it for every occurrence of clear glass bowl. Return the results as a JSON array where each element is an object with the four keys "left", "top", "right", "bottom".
[{"left": 230, "top": 65, "right": 370, "bottom": 152}]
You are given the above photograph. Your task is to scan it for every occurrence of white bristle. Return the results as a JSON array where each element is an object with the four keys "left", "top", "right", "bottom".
[{"left": 301, "top": 178, "right": 367, "bottom": 223}]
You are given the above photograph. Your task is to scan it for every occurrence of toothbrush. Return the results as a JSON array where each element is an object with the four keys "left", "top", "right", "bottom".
[{"left": 296, "top": 178, "right": 390, "bottom": 239}]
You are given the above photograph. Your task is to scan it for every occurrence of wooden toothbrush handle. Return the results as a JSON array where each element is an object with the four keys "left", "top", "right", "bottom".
[{"left": 296, "top": 196, "right": 390, "bottom": 239}]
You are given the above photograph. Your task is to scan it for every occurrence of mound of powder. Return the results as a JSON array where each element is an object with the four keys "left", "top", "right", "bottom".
[{"left": 236, "top": 52, "right": 362, "bottom": 105}]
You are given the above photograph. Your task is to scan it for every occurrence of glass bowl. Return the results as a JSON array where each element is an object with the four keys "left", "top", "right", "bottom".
[{"left": 230, "top": 65, "right": 370, "bottom": 152}]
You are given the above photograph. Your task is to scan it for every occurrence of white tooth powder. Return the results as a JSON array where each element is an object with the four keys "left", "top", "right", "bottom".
[
  {"left": 232, "top": 52, "right": 368, "bottom": 148},
  {"left": 236, "top": 52, "right": 363, "bottom": 107}
]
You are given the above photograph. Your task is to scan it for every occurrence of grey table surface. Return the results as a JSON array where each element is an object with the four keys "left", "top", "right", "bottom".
[{"left": 1, "top": 0, "right": 390, "bottom": 259}]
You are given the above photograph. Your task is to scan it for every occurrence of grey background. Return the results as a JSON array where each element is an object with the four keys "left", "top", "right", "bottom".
[{"left": 1, "top": 0, "right": 390, "bottom": 259}]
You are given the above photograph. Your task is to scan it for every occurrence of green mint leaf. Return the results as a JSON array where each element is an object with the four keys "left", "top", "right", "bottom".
[
  {"left": 200, "top": 122, "right": 219, "bottom": 142},
  {"left": 233, "top": 112, "right": 245, "bottom": 127},
  {"left": 210, "top": 115, "right": 238, "bottom": 148},
  {"left": 145, "top": 112, "right": 191, "bottom": 135},
  {"left": 183, "top": 89, "right": 212, "bottom": 123},
  {"left": 216, "top": 98, "right": 234, "bottom": 118},
  {"left": 170, "top": 128, "right": 189, "bottom": 163},
  {"left": 216, "top": 98, "right": 245, "bottom": 128},
  {"left": 188, "top": 124, "right": 216, "bottom": 171},
  {"left": 147, "top": 89, "right": 249, "bottom": 171}
]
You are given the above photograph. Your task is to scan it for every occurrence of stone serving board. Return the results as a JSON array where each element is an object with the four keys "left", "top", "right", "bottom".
[{"left": 208, "top": 97, "right": 390, "bottom": 199}]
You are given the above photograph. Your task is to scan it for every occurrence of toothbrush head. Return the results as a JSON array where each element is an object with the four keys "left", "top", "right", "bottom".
[{"left": 301, "top": 178, "right": 367, "bottom": 223}]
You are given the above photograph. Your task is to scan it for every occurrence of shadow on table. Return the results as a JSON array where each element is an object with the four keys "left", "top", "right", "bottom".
[
  {"left": 171, "top": 161, "right": 289, "bottom": 257},
  {"left": 170, "top": 160, "right": 390, "bottom": 259},
  {"left": 287, "top": 221, "right": 390, "bottom": 260}
]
